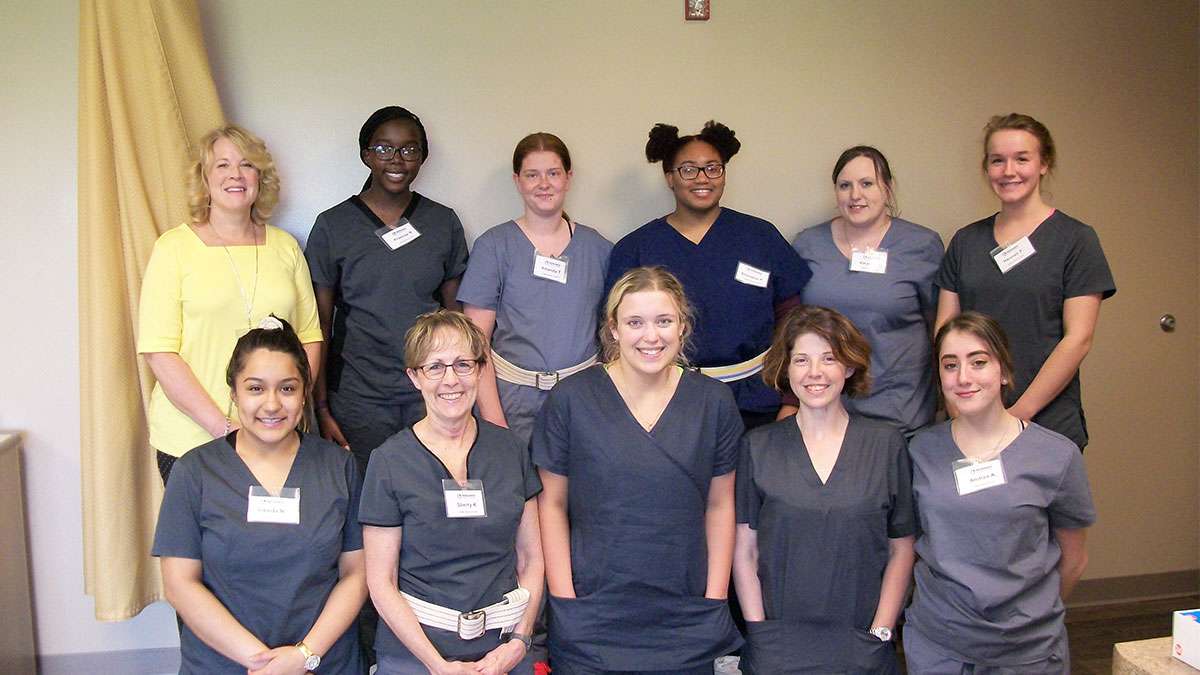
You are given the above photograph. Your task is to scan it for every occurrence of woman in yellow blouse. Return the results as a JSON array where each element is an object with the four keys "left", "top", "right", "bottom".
[{"left": 138, "top": 125, "right": 323, "bottom": 483}]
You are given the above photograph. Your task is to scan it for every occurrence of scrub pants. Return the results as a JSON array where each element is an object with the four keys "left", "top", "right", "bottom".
[
  {"left": 376, "top": 646, "right": 537, "bottom": 675},
  {"left": 550, "top": 662, "right": 714, "bottom": 675},
  {"left": 903, "top": 622, "right": 1069, "bottom": 674}
]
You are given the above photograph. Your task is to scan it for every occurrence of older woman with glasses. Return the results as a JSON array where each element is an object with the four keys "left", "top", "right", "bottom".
[{"left": 359, "top": 310, "right": 543, "bottom": 675}]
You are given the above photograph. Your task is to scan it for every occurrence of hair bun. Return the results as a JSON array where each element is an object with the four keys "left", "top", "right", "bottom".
[
  {"left": 645, "top": 123, "right": 680, "bottom": 163},
  {"left": 700, "top": 121, "right": 741, "bottom": 160}
]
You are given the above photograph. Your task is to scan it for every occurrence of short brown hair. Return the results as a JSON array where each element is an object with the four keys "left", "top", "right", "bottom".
[
  {"left": 599, "top": 266, "right": 694, "bottom": 364},
  {"left": 934, "top": 311, "right": 1015, "bottom": 398},
  {"left": 982, "top": 113, "right": 1056, "bottom": 173},
  {"left": 188, "top": 125, "right": 280, "bottom": 225},
  {"left": 403, "top": 310, "right": 489, "bottom": 371},
  {"left": 762, "top": 306, "right": 872, "bottom": 397}
]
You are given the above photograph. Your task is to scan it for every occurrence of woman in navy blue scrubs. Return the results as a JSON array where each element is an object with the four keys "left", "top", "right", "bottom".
[{"left": 606, "top": 121, "right": 811, "bottom": 429}]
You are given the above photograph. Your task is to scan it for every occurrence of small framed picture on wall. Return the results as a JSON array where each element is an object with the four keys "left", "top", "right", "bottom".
[{"left": 685, "top": 0, "right": 710, "bottom": 21}]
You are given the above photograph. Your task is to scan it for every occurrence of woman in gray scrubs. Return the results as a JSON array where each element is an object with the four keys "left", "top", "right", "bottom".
[
  {"left": 153, "top": 317, "right": 366, "bottom": 674},
  {"left": 733, "top": 306, "right": 915, "bottom": 674},
  {"left": 360, "top": 311, "right": 543, "bottom": 675},
  {"left": 905, "top": 312, "right": 1094, "bottom": 674},
  {"left": 791, "top": 146, "right": 943, "bottom": 435},
  {"left": 460, "top": 132, "right": 612, "bottom": 446}
]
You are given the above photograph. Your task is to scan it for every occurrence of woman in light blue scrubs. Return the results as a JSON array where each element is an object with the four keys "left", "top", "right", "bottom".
[
  {"left": 905, "top": 312, "right": 1094, "bottom": 674},
  {"left": 792, "top": 146, "right": 943, "bottom": 435}
]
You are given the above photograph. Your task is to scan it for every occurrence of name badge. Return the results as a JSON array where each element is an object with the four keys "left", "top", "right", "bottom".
[
  {"left": 443, "top": 479, "right": 487, "bottom": 518},
  {"left": 247, "top": 486, "right": 300, "bottom": 524},
  {"left": 952, "top": 458, "right": 1007, "bottom": 496},
  {"left": 990, "top": 236, "right": 1036, "bottom": 274},
  {"left": 849, "top": 248, "right": 888, "bottom": 274},
  {"left": 376, "top": 219, "right": 421, "bottom": 250},
  {"left": 532, "top": 253, "right": 569, "bottom": 284},
  {"left": 734, "top": 261, "right": 770, "bottom": 288}
]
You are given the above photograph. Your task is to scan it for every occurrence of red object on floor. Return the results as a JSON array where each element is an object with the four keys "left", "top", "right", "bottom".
[{"left": 535, "top": 661, "right": 551, "bottom": 674}]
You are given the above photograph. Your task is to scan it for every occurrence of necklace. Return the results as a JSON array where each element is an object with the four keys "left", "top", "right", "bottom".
[
  {"left": 955, "top": 415, "right": 1020, "bottom": 463},
  {"left": 211, "top": 224, "right": 260, "bottom": 330}
]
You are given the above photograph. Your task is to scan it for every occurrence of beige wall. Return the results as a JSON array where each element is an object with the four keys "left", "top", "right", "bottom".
[
  {"left": 201, "top": 0, "right": 1199, "bottom": 580},
  {"left": 0, "top": 0, "right": 1194, "bottom": 661}
]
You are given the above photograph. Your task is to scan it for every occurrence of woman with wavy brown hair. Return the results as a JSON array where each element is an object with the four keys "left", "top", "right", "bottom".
[{"left": 138, "top": 125, "right": 322, "bottom": 485}]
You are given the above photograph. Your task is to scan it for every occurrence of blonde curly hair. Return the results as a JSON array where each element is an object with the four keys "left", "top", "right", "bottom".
[{"left": 187, "top": 125, "right": 280, "bottom": 225}]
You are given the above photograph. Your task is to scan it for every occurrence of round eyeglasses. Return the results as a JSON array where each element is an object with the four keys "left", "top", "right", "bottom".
[
  {"left": 674, "top": 163, "right": 725, "bottom": 181},
  {"left": 368, "top": 143, "right": 423, "bottom": 162},
  {"left": 414, "top": 359, "right": 481, "bottom": 379}
]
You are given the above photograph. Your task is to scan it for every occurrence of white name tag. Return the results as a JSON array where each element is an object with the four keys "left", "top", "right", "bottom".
[
  {"left": 990, "top": 236, "right": 1036, "bottom": 274},
  {"left": 952, "top": 458, "right": 1007, "bottom": 495},
  {"left": 532, "top": 253, "right": 569, "bottom": 284},
  {"left": 443, "top": 479, "right": 487, "bottom": 518},
  {"left": 247, "top": 486, "right": 300, "bottom": 524},
  {"left": 376, "top": 220, "right": 421, "bottom": 250},
  {"left": 849, "top": 248, "right": 888, "bottom": 274},
  {"left": 734, "top": 261, "right": 770, "bottom": 288}
]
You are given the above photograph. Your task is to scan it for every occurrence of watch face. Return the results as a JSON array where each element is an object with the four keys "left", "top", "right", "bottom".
[
  {"left": 871, "top": 627, "right": 892, "bottom": 642},
  {"left": 304, "top": 653, "right": 321, "bottom": 670}
]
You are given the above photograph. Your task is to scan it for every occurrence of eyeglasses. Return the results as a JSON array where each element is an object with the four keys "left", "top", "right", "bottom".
[
  {"left": 674, "top": 163, "right": 725, "bottom": 181},
  {"left": 367, "top": 143, "right": 423, "bottom": 162},
  {"left": 414, "top": 359, "right": 481, "bottom": 379}
]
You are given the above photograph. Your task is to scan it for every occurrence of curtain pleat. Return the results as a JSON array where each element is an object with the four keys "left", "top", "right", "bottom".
[{"left": 79, "top": 0, "right": 224, "bottom": 620}]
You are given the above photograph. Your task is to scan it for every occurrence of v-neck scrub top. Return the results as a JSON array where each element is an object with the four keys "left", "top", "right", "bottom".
[
  {"left": 358, "top": 420, "right": 542, "bottom": 661},
  {"left": 152, "top": 432, "right": 363, "bottom": 674},
  {"left": 457, "top": 220, "right": 612, "bottom": 443},
  {"left": 606, "top": 208, "right": 812, "bottom": 414},
  {"left": 905, "top": 421, "right": 1096, "bottom": 666},
  {"left": 794, "top": 219, "right": 944, "bottom": 435},
  {"left": 532, "top": 366, "right": 744, "bottom": 671},
  {"left": 934, "top": 210, "right": 1115, "bottom": 448},
  {"left": 735, "top": 415, "right": 913, "bottom": 674},
  {"left": 305, "top": 194, "right": 469, "bottom": 405}
]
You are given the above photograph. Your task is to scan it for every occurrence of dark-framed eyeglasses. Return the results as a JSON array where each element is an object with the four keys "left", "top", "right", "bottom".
[
  {"left": 414, "top": 359, "right": 481, "bottom": 379},
  {"left": 674, "top": 163, "right": 725, "bottom": 181},
  {"left": 368, "top": 143, "right": 423, "bottom": 162}
]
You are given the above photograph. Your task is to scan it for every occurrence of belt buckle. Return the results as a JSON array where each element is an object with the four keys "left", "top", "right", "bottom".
[
  {"left": 534, "top": 371, "right": 559, "bottom": 391},
  {"left": 457, "top": 609, "right": 486, "bottom": 639}
]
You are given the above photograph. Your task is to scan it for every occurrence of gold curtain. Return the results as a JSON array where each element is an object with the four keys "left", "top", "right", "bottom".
[{"left": 79, "top": 0, "right": 224, "bottom": 620}]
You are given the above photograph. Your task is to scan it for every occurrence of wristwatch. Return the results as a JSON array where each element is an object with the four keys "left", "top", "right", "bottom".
[
  {"left": 869, "top": 626, "right": 893, "bottom": 642},
  {"left": 506, "top": 632, "right": 533, "bottom": 651},
  {"left": 296, "top": 641, "right": 321, "bottom": 671}
]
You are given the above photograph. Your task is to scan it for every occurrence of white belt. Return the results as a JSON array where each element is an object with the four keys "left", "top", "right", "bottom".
[
  {"left": 698, "top": 350, "right": 769, "bottom": 383},
  {"left": 401, "top": 587, "right": 529, "bottom": 640},
  {"left": 491, "top": 350, "right": 598, "bottom": 391}
]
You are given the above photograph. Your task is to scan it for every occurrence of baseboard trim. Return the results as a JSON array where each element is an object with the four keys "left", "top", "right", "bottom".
[
  {"left": 38, "top": 646, "right": 179, "bottom": 675},
  {"left": 1069, "top": 569, "right": 1199, "bottom": 607}
]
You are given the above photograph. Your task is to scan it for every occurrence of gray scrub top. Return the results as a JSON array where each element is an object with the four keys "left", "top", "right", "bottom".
[
  {"left": 152, "top": 432, "right": 363, "bottom": 675},
  {"left": 735, "top": 415, "right": 912, "bottom": 674},
  {"left": 905, "top": 421, "right": 1096, "bottom": 666},
  {"left": 934, "top": 210, "right": 1115, "bottom": 449},
  {"left": 532, "top": 366, "right": 744, "bottom": 671},
  {"left": 305, "top": 194, "right": 469, "bottom": 404},
  {"left": 793, "top": 219, "right": 943, "bottom": 435},
  {"left": 358, "top": 420, "right": 541, "bottom": 661},
  {"left": 457, "top": 221, "right": 612, "bottom": 445}
]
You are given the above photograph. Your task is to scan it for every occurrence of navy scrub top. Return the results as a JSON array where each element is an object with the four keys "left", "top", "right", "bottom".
[
  {"left": 152, "top": 432, "right": 363, "bottom": 675},
  {"left": 532, "top": 366, "right": 744, "bottom": 671},
  {"left": 606, "top": 208, "right": 812, "bottom": 414},
  {"left": 358, "top": 420, "right": 541, "bottom": 661}
]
